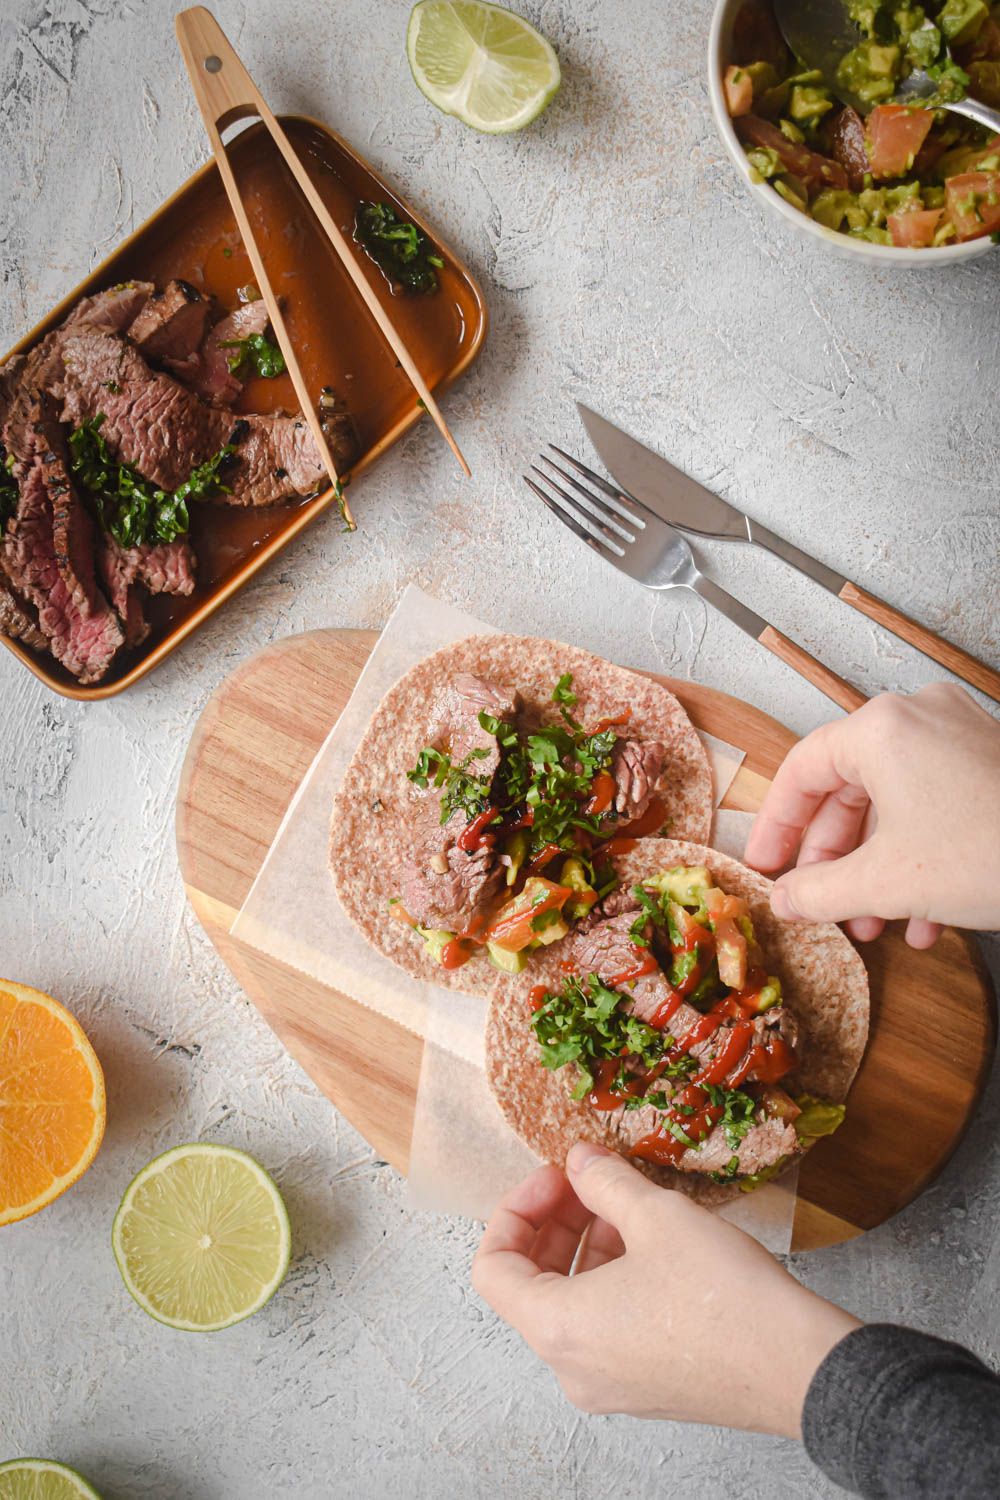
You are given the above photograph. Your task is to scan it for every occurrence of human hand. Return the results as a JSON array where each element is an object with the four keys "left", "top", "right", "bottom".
[
  {"left": 472, "top": 1143, "right": 858, "bottom": 1437},
  {"left": 744, "top": 684, "right": 1000, "bottom": 948}
]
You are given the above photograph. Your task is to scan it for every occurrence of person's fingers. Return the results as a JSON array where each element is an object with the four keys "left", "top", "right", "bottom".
[
  {"left": 845, "top": 915, "right": 885, "bottom": 942},
  {"left": 565, "top": 1141, "right": 664, "bottom": 1241},
  {"left": 530, "top": 1182, "right": 595, "bottom": 1275},
  {"left": 473, "top": 1165, "right": 577, "bottom": 1314},
  {"left": 771, "top": 838, "right": 896, "bottom": 925},
  {"left": 573, "top": 1215, "right": 626, "bottom": 1274},
  {"left": 745, "top": 719, "right": 869, "bottom": 873},
  {"left": 905, "top": 917, "right": 943, "bottom": 949},
  {"left": 795, "top": 784, "right": 872, "bottom": 869}
]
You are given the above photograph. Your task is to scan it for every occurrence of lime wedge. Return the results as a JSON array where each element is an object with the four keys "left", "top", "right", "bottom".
[
  {"left": 0, "top": 1460, "right": 101, "bottom": 1499},
  {"left": 111, "top": 1144, "right": 291, "bottom": 1333},
  {"left": 407, "top": 0, "right": 561, "bottom": 133}
]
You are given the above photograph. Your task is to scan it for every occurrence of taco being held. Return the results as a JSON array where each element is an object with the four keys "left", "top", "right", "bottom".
[{"left": 486, "top": 839, "right": 869, "bottom": 1204}]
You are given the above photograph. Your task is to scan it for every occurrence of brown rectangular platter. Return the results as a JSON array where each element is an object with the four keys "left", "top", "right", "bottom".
[{"left": 0, "top": 115, "right": 488, "bottom": 700}]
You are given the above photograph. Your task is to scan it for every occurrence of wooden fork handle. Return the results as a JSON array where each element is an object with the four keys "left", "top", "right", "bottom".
[
  {"left": 838, "top": 581, "right": 1000, "bottom": 704},
  {"left": 757, "top": 626, "right": 867, "bottom": 713}
]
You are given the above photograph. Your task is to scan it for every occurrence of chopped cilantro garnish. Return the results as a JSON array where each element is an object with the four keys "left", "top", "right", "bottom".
[
  {"left": 221, "top": 331, "right": 286, "bottom": 379},
  {"left": 68, "top": 414, "right": 228, "bottom": 546}
]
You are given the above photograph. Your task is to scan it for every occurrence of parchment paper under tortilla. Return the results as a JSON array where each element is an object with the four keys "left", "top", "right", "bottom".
[
  {"left": 485, "top": 838, "right": 870, "bottom": 1207},
  {"left": 329, "top": 635, "right": 713, "bottom": 997}
]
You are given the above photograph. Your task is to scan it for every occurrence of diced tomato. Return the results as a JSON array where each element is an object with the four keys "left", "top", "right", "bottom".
[
  {"left": 736, "top": 115, "right": 848, "bottom": 195},
  {"left": 724, "top": 64, "right": 754, "bottom": 118},
  {"left": 945, "top": 171, "right": 1000, "bottom": 240},
  {"left": 584, "top": 771, "right": 617, "bottom": 816},
  {"left": 705, "top": 886, "right": 749, "bottom": 923},
  {"left": 888, "top": 207, "right": 944, "bottom": 247},
  {"left": 713, "top": 916, "right": 748, "bottom": 990},
  {"left": 759, "top": 1085, "right": 802, "bottom": 1123},
  {"left": 866, "top": 105, "right": 934, "bottom": 180},
  {"left": 486, "top": 876, "right": 572, "bottom": 953}
]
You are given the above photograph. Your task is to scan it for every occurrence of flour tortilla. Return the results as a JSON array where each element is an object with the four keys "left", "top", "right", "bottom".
[
  {"left": 329, "top": 635, "right": 713, "bottom": 996},
  {"left": 485, "top": 838, "right": 870, "bottom": 1205}
]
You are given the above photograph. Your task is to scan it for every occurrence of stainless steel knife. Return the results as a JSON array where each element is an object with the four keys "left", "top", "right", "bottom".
[{"left": 578, "top": 403, "right": 1000, "bottom": 705}]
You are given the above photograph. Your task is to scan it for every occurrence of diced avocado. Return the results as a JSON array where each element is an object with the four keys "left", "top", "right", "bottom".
[
  {"left": 503, "top": 829, "right": 530, "bottom": 887},
  {"left": 527, "top": 914, "right": 570, "bottom": 949},
  {"left": 774, "top": 176, "right": 808, "bottom": 212},
  {"left": 789, "top": 85, "right": 834, "bottom": 123},
  {"left": 795, "top": 1095, "right": 847, "bottom": 1140},
  {"left": 743, "top": 60, "right": 780, "bottom": 97},
  {"left": 645, "top": 865, "right": 712, "bottom": 910},
  {"left": 416, "top": 927, "right": 454, "bottom": 964},
  {"left": 939, "top": 0, "right": 988, "bottom": 47},
  {"left": 560, "top": 857, "right": 598, "bottom": 920},
  {"left": 837, "top": 41, "right": 901, "bottom": 104},
  {"left": 746, "top": 146, "right": 783, "bottom": 182},
  {"left": 746, "top": 976, "right": 782, "bottom": 1014},
  {"left": 779, "top": 117, "right": 806, "bottom": 144},
  {"left": 487, "top": 941, "right": 528, "bottom": 974},
  {"left": 739, "top": 1155, "right": 789, "bottom": 1193}
]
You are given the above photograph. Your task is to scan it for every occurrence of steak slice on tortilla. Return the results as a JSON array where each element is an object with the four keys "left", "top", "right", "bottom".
[
  {"left": 329, "top": 635, "right": 713, "bottom": 997},
  {"left": 485, "top": 838, "right": 869, "bottom": 1206}
]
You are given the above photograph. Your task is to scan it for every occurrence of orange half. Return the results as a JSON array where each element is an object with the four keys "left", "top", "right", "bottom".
[{"left": 0, "top": 980, "right": 106, "bottom": 1226}]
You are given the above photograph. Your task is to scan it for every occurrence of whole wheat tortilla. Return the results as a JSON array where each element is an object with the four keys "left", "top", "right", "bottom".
[
  {"left": 485, "top": 838, "right": 870, "bottom": 1205},
  {"left": 329, "top": 635, "right": 713, "bottom": 996}
]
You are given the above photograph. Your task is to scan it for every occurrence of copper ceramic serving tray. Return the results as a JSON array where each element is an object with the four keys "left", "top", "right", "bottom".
[{"left": 1, "top": 115, "right": 487, "bottom": 700}]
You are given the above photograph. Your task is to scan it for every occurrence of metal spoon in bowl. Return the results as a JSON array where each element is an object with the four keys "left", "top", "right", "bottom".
[{"left": 772, "top": 0, "right": 1000, "bottom": 131}]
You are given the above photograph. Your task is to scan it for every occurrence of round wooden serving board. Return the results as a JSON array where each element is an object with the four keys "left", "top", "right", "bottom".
[{"left": 176, "top": 628, "right": 996, "bottom": 1252}]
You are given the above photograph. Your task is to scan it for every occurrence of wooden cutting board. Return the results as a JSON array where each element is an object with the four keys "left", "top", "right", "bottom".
[{"left": 176, "top": 628, "right": 996, "bottom": 1251}]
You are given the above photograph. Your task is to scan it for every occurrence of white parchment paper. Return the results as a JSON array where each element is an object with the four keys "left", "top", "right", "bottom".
[{"left": 233, "top": 585, "right": 796, "bottom": 1251}]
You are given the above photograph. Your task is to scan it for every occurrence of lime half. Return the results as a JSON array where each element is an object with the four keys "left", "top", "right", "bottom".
[
  {"left": 407, "top": 0, "right": 561, "bottom": 133},
  {"left": 112, "top": 1143, "right": 291, "bottom": 1333},
  {"left": 0, "top": 1460, "right": 101, "bottom": 1500}
]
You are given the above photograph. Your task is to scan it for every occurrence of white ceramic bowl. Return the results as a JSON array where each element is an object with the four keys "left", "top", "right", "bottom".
[{"left": 708, "top": 0, "right": 995, "bottom": 267}]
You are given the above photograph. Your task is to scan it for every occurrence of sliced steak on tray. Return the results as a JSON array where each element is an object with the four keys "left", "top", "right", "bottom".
[
  {"left": 172, "top": 300, "right": 272, "bottom": 406},
  {"left": 64, "top": 281, "right": 155, "bottom": 335},
  {"left": 54, "top": 331, "right": 330, "bottom": 505},
  {"left": 2, "top": 389, "right": 123, "bottom": 683},
  {"left": 0, "top": 558, "right": 46, "bottom": 651},
  {"left": 128, "top": 279, "right": 210, "bottom": 363}
]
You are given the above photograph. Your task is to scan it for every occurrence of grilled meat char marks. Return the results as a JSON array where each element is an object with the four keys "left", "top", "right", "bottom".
[
  {"left": 128, "top": 279, "right": 210, "bottom": 363},
  {"left": 568, "top": 909, "right": 799, "bottom": 1178},
  {"left": 0, "top": 559, "right": 47, "bottom": 651},
  {"left": 175, "top": 300, "right": 272, "bottom": 406},
  {"left": 55, "top": 331, "right": 328, "bottom": 506},
  {"left": 2, "top": 390, "right": 124, "bottom": 683},
  {"left": 400, "top": 675, "right": 520, "bottom": 931}
]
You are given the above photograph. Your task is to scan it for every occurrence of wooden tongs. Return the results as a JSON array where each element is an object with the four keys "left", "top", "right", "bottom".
[{"left": 175, "top": 6, "right": 470, "bottom": 531}]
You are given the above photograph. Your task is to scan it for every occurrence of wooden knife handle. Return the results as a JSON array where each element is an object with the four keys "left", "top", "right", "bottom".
[
  {"left": 839, "top": 582, "right": 1000, "bottom": 704},
  {"left": 758, "top": 625, "right": 867, "bottom": 713}
]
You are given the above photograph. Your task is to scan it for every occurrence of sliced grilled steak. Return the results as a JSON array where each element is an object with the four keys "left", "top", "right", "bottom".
[
  {"left": 429, "top": 673, "right": 521, "bottom": 780},
  {"left": 128, "top": 279, "right": 210, "bottom": 363},
  {"left": 54, "top": 331, "right": 329, "bottom": 505},
  {"left": 97, "top": 536, "right": 149, "bottom": 649},
  {"left": 2, "top": 391, "right": 123, "bottom": 682},
  {"left": 570, "top": 910, "right": 798, "bottom": 1072},
  {"left": 615, "top": 1095, "right": 798, "bottom": 1178},
  {"left": 170, "top": 300, "right": 272, "bottom": 406},
  {"left": 610, "top": 737, "right": 666, "bottom": 823},
  {"left": 0, "top": 557, "right": 46, "bottom": 651},
  {"left": 64, "top": 281, "right": 155, "bottom": 334},
  {"left": 399, "top": 788, "right": 505, "bottom": 932}
]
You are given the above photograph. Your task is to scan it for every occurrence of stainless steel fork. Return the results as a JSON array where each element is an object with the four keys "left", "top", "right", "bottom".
[{"left": 525, "top": 448, "right": 867, "bottom": 714}]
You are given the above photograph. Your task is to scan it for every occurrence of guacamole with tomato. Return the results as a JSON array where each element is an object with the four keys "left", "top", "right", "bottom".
[{"left": 725, "top": 0, "right": 1000, "bottom": 248}]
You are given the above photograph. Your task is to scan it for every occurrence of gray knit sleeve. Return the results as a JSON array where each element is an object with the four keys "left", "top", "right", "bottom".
[{"left": 802, "top": 1323, "right": 1000, "bottom": 1498}]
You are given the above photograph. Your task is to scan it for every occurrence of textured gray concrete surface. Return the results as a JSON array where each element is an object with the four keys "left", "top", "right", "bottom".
[{"left": 1, "top": 1, "right": 999, "bottom": 1496}]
